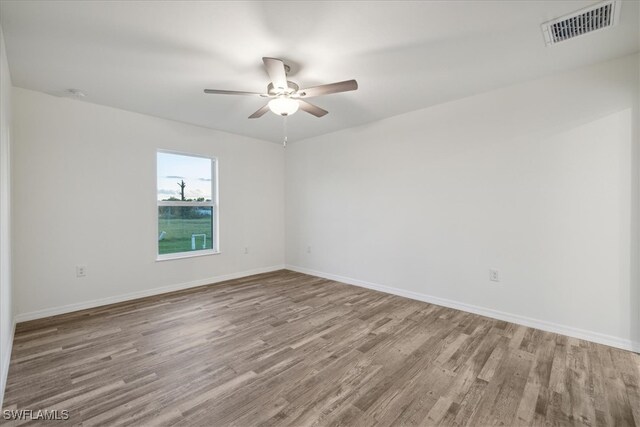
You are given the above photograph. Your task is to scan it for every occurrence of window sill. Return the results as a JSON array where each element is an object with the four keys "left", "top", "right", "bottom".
[{"left": 156, "top": 250, "right": 221, "bottom": 262}]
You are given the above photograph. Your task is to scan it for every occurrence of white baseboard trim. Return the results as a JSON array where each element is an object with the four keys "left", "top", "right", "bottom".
[
  {"left": 286, "top": 265, "right": 640, "bottom": 353},
  {"left": 0, "top": 319, "right": 16, "bottom": 409},
  {"left": 15, "top": 265, "right": 286, "bottom": 323}
]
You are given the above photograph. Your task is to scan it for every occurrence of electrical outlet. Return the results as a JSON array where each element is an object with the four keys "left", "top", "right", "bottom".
[
  {"left": 489, "top": 269, "right": 500, "bottom": 282},
  {"left": 76, "top": 265, "right": 87, "bottom": 278},
  {"left": 306, "top": 246, "right": 311, "bottom": 254}
]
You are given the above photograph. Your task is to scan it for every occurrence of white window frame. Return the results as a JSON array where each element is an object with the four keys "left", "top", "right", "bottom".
[{"left": 156, "top": 149, "right": 220, "bottom": 261}]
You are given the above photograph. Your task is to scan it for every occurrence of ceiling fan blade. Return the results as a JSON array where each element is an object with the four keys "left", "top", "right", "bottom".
[
  {"left": 298, "top": 100, "right": 328, "bottom": 117},
  {"left": 262, "top": 57, "right": 288, "bottom": 91},
  {"left": 299, "top": 80, "right": 358, "bottom": 98},
  {"left": 204, "top": 89, "right": 267, "bottom": 97},
  {"left": 248, "top": 104, "right": 271, "bottom": 119}
]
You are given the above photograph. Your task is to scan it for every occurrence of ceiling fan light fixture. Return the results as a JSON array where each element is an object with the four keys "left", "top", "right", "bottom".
[
  {"left": 204, "top": 57, "right": 358, "bottom": 120},
  {"left": 268, "top": 96, "right": 299, "bottom": 116}
]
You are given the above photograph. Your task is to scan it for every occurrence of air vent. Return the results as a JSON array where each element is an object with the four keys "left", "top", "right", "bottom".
[{"left": 541, "top": 1, "right": 621, "bottom": 46}]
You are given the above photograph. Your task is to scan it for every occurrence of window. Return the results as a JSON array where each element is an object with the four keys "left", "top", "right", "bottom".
[{"left": 157, "top": 151, "right": 218, "bottom": 259}]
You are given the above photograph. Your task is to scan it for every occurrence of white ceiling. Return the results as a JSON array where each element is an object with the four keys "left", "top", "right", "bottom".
[{"left": 1, "top": 1, "right": 638, "bottom": 143}]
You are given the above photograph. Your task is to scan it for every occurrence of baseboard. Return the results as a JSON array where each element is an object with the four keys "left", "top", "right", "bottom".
[
  {"left": 0, "top": 319, "right": 16, "bottom": 409},
  {"left": 15, "top": 265, "right": 286, "bottom": 323},
  {"left": 286, "top": 265, "right": 640, "bottom": 353}
]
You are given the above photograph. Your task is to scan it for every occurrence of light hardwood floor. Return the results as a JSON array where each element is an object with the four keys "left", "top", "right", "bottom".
[{"left": 3, "top": 270, "right": 640, "bottom": 426}]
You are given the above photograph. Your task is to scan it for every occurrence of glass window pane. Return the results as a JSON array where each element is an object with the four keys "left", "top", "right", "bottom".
[
  {"left": 158, "top": 206, "right": 215, "bottom": 255},
  {"left": 157, "top": 152, "right": 212, "bottom": 202}
]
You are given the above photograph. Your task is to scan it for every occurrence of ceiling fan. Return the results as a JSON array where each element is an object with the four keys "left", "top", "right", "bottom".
[{"left": 203, "top": 57, "right": 358, "bottom": 119}]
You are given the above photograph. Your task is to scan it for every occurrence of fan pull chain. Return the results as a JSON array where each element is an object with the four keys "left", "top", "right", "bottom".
[{"left": 283, "top": 115, "right": 288, "bottom": 148}]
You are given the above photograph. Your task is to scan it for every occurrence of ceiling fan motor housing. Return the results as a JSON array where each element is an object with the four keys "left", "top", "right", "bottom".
[{"left": 267, "top": 81, "right": 299, "bottom": 96}]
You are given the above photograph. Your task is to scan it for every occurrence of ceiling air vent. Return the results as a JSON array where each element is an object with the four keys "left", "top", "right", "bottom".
[{"left": 541, "top": 0, "right": 621, "bottom": 46}]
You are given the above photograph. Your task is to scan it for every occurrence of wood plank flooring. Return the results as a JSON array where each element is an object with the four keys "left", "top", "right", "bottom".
[{"left": 3, "top": 270, "right": 640, "bottom": 426}]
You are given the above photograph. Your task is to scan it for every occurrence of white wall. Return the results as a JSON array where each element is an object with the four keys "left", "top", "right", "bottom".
[
  {"left": 12, "top": 88, "right": 285, "bottom": 319},
  {"left": 0, "top": 25, "right": 13, "bottom": 407},
  {"left": 286, "top": 54, "right": 640, "bottom": 351}
]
